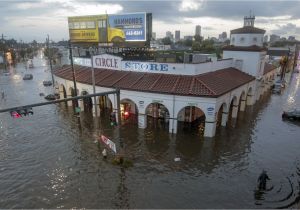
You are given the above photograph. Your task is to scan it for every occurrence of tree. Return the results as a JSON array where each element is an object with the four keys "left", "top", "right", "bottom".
[
  {"left": 184, "top": 39, "right": 193, "bottom": 47},
  {"left": 194, "top": 34, "right": 203, "bottom": 43},
  {"left": 161, "top": 37, "right": 172, "bottom": 45},
  {"left": 192, "top": 41, "right": 201, "bottom": 51}
]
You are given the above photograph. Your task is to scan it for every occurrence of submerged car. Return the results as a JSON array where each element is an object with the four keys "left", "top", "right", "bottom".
[
  {"left": 272, "top": 84, "right": 282, "bottom": 94},
  {"left": 43, "top": 80, "right": 52, "bottom": 86},
  {"left": 23, "top": 74, "right": 33, "bottom": 80},
  {"left": 282, "top": 109, "right": 300, "bottom": 120},
  {"left": 44, "top": 94, "right": 58, "bottom": 100},
  {"left": 45, "top": 94, "right": 56, "bottom": 100}
]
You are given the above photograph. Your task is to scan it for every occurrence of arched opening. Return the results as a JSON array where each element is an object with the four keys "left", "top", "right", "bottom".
[
  {"left": 120, "top": 98, "right": 138, "bottom": 123},
  {"left": 216, "top": 103, "right": 227, "bottom": 127},
  {"left": 82, "top": 91, "right": 93, "bottom": 111},
  {"left": 98, "top": 95, "right": 112, "bottom": 114},
  {"left": 228, "top": 96, "right": 238, "bottom": 127},
  {"left": 145, "top": 103, "right": 170, "bottom": 130},
  {"left": 177, "top": 106, "right": 205, "bottom": 135}
]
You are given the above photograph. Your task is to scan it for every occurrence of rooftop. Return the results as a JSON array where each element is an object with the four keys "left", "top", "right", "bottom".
[
  {"left": 54, "top": 65, "right": 255, "bottom": 98},
  {"left": 231, "top": 26, "right": 266, "bottom": 34}
]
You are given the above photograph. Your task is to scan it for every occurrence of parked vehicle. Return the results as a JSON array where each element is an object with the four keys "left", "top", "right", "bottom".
[
  {"left": 28, "top": 59, "right": 34, "bottom": 68},
  {"left": 23, "top": 74, "right": 33, "bottom": 80},
  {"left": 44, "top": 94, "right": 59, "bottom": 100},
  {"left": 43, "top": 80, "right": 52, "bottom": 86},
  {"left": 272, "top": 84, "right": 282, "bottom": 94},
  {"left": 282, "top": 109, "right": 300, "bottom": 120},
  {"left": 44, "top": 94, "right": 56, "bottom": 100}
]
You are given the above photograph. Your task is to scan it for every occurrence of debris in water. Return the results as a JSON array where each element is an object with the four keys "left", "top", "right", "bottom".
[{"left": 174, "top": 157, "right": 181, "bottom": 162}]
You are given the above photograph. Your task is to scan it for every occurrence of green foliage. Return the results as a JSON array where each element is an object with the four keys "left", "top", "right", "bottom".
[
  {"left": 111, "top": 156, "right": 133, "bottom": 168},
  {"left": 192, "top": 41, "right": 201, "bottom": 51},
  {"left": 161, "top": 37, "right": 172, "bottom": 45},
  {"left": 184, "top": 39, "right": 193, "bottom": 47},
  {"left": 194, "top": 35, "right": 203, "bottom": 42}
]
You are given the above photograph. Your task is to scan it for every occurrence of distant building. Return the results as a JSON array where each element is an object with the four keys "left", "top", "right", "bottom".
[
  {"left": 218, "top": 32, "right": 227, "bottom": 42},
  {"left": 270, "top": 34, "right": 280, "bottom": 43},
  {"left": 288, "top": 36, "right": 296, "bottom": 41},
  {"left": 166, "top": 31, "right": 174, "bottom": 41},
  {"left": 152, "top": 32, "right": 156, "bottom": 40},
  {"left": 184, "top": 36, "right": 193, "bottom": 41},
  {"left": 175, "top": 30, "right": 180, "bottom": 42},
  {"left": 195, "top": 25, "right": 201, "bottom": 36},
  {"left": 263, "top": 35, "right": 268, "bottom": 43}
]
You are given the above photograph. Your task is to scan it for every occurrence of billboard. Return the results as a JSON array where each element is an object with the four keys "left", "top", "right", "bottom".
[
  {"left": 68, "top": 13, "right": 149, "bottom": 44},
  {"left": 108, "top": 13, "right": 146, "bottom": 42}
]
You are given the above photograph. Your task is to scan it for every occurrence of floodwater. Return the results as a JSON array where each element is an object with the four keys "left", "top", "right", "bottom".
[{"left": 0, "top": 51, "right": 300, "bottom": 208}]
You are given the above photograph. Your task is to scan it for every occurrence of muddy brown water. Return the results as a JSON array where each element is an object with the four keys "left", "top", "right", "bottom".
[{"left": 0, "top": 52, "right": 300, "bottom": 208}]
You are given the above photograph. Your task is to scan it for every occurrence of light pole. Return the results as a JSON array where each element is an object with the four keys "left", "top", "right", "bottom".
[
  {"left": 89, "top": 48, "right": 98, "bottom": 117},
  {"left": 68, "top": 40, "right": 78, "bottom": 109},
  {"left": 47, "top": 34, "right": 55, "bottom": 87}
]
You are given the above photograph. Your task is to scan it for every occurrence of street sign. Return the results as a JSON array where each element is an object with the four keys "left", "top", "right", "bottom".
[{"left": 100, "top": 135, "right": 117, "bottom": 153}]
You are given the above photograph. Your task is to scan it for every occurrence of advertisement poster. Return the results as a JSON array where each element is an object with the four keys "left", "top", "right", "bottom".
[{"left": 108, "top": 13, "right": 146, "bottom": 42}]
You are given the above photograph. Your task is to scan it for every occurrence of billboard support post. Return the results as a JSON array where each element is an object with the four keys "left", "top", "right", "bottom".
[
  {"left": 90, "top": 54, "right": 99, "bottom": 117},
  {"left": 68, "top": 40, "right": 78, "bottom": 110}
]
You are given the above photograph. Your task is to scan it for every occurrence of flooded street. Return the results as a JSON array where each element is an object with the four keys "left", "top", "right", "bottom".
[{"left": 0, "top": 52, "right": 300, "bottom": 208}]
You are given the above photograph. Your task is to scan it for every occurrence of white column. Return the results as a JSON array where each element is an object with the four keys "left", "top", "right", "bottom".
[
  {"left": 138, "top": 114, "right": 147, "bottom": 129},
  {"left": 246, "top": 94, "right": 254, "bottom": 106},
  {"left": 59, "top": 90, "right": 64, "bottom": 99},
  {"left": 67, "top": 94, "right": 72, "bottom": 106},
  {"left": 231, "top": 105, "right": 239, "bottom": 118},
  {"left": 240, "top": 100, "right": 246, "bottom": 112},
  {"left": 169, "top": 118, "right": 178, "bottom": 134},
  {"left": 221, "top": 112, "right": 228, "bottom": 126},
  {"left": 204, "top": 121, "right": 217, "bottom": 137},
  {"left": 55, "top": 86, "right": 59, "bottom": 95},
  {"left": 92, "top": 100, "right": 100, "bottom": 117},
  {"left": 79, "top": 99, "right": 84, "bottom": 112}
]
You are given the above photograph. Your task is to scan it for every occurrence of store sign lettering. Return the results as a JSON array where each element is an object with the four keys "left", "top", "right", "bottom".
[
  {"left": 124, "top": 62, "right": 168, "bottom": 72},
  {"left": 95, "top": 58, "right": 119, "bottom": 68},
  {"left": 93, "top": 54, "right": 121, "bottom": 70}
]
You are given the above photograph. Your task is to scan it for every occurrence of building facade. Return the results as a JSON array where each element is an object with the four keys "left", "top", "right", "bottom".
[{"left": 54, "top": 16, "right": 278, "bottom": 138}]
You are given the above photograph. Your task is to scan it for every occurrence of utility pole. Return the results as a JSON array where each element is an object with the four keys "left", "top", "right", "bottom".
[
  {"left": 68, "top": 40, "right": 78, "bottom": 108},
  {"left": 90, "top": 54, "right": 98, "bottom": 117},
  {"left": 47, "top": 34, "right": 55, "bottom": 87}
]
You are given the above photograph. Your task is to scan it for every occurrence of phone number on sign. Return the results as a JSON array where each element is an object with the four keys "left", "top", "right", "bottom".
[{"left": 126, "top": 30, "right": 143, "bottom": 36}]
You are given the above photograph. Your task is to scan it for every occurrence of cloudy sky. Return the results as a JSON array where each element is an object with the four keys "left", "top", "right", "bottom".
[{"left": 0, "top": 0, "right": 300, "bottom": 42}]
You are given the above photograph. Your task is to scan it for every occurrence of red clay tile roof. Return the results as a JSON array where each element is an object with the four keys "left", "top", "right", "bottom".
[
  {"left": 54, "top": 65, "right": 255, "bottom": 97},
  {"left": 264, "top": 63, "right": 277, "bottom": 75},
  {"left": 231, "top": 26, "right": 265, "bottom": 34}
]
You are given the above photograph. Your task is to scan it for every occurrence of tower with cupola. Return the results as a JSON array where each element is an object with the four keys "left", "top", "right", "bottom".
[{"left": 223, "top": 15, "right": 267, "bottom": 79}]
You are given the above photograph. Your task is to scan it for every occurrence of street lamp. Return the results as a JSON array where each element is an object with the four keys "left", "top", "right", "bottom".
[
  {"left": 68, "top": 40, "right": 78, "bottom": 109},
  {"left": 47, "top": 34, "right": 55, "bottom": 87},
  {"left": 89, "top": 48, "right": 98, "bottom": 117}
]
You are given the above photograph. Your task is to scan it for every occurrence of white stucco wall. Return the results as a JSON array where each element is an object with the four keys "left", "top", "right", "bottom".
[
  {"left": 223, "top": 51, "right": 262, "bottom": 77},
  {"left": 73, "top": 55, "right": 234, "bottom": 76},
  {"left": 230, "top": 33, "right": 264, "bottom": 47}
]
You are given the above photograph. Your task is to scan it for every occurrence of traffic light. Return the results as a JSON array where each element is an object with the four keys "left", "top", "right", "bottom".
[{"left": 10, "top": 108, "right": 33, "bottom": 118}]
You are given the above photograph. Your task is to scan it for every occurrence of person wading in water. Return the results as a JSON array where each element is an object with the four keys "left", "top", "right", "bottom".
[{"left": 257, "top": 170, "right": 270, "bottom": 190}]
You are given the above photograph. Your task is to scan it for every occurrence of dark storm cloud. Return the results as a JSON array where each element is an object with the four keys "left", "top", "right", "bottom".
[
  {"left": 271, "top": 23, "right": 300, "bottom": 36},
  {"left": 104, "top": 0, "right": 300, "bottom": 23}
]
